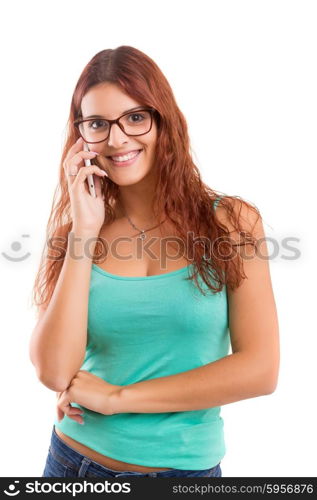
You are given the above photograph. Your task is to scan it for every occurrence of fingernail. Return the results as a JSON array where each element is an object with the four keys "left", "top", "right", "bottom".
[{"left": 90, "top": 151, "right": 99, "bottom": 155}]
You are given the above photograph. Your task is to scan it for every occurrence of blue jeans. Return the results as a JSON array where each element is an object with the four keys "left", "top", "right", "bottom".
[{"left": 42, "top": 425, "right": 222, "bottom": 478}]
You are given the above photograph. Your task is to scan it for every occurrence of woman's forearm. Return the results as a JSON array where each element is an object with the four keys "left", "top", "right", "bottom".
[
  {"left": 30, "top": 230, "right": 98, "bottom": 392},
  {"left": 110, "top": 352, "right": 276, "bottom": 414}
]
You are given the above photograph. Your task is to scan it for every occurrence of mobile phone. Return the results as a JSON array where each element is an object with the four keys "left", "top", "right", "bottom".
[{"left": 83, "top": 142, "right": 96, "bottom": 197}]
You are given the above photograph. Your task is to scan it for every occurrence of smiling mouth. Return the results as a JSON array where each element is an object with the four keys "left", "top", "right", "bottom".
[{"left": 107, "top": 149, "right": 143, "bottom": 166}]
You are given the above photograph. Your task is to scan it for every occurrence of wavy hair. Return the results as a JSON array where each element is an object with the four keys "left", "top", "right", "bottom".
[{"left": 32, "top": 45, "right": 261, "bottom": 313}]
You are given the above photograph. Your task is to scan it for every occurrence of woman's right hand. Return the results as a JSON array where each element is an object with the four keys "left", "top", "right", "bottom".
[
  {"left": 56, "top": 391, "right": 84, "bottom": 425},
  {"left": 63, "top": 137, "right": 109, "bottom": 235}
]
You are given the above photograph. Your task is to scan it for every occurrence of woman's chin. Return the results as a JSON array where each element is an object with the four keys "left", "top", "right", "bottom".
[{"left": 112, "top": 174, "right": 148, "bottom": 186}]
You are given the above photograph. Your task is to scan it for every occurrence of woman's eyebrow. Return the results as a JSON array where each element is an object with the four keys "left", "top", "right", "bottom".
[{"left": 82, "top": 106, "right": 145, "bottom": 120}]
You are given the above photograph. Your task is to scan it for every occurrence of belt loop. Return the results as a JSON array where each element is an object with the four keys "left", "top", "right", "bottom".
[{"left": 78, "top": 457, "right": 92, "bottom": 477}]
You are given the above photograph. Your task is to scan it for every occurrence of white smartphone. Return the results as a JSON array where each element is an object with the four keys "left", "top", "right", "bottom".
[{"left": 83, "top": 142, "right": 96, "bottom": 197}]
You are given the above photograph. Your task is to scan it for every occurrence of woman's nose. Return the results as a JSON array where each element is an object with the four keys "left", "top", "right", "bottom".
[{"left": 107, "top": 122, "right": 128, "bottom": 147}]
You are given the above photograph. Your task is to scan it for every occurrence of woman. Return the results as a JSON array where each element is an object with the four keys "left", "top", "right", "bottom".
[{"left": 30, "top": 46, "right": 280, "bottom": 478}]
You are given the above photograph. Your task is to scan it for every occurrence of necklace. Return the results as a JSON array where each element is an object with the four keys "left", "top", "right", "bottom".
[{"left": 123, "top": 208, "right": 167, "bottom": 241}]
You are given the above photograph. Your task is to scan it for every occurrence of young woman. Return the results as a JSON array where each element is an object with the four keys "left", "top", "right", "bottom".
[{"left": 30, "top": 46, "right": 280, "bottom": 478}]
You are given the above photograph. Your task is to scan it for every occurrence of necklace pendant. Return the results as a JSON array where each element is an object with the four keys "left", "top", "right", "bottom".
[{"left": 139, "top": 231, "right": 146, "bottom": 240}]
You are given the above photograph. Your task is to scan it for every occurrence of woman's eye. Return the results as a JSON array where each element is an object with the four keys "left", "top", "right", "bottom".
[
  {"left": 89, "top": 120, "right": 108, "bottom": 129},
  {"left": 128, "top": 113, "right": 144, "bottom": 122}
]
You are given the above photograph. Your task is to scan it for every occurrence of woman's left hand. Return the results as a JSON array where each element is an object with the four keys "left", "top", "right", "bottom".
[{"left": 56, "top": 370, "right": 121, "bottom": 423}]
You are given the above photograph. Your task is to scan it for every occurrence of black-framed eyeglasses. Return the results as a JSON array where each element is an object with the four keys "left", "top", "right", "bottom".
[{"left": 73, "top": 107, "right": 157, "bottom": 144}]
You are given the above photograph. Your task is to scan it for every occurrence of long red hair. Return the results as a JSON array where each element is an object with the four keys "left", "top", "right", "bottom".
[{"left": 32, "top": 45, "right": 261, "bottom": 313}]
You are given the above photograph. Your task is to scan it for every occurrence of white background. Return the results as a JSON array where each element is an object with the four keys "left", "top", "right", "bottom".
[{"left": 0, "top": 0, "right": 316, "bottom": 477}]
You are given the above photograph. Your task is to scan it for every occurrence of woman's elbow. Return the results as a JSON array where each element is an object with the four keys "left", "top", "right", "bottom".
[
  {"left": 261, "top": 365, "right": 280, "bottom": 394},
  {"left": 36, "top": 368, "right": 71, "bottom": 392}
]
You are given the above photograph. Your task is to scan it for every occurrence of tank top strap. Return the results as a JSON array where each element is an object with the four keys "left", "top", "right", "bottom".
[{"left": 213, "top": 196, "right": 223, "bottom": 213}]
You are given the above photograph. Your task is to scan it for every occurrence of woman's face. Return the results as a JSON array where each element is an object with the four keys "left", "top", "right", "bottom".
[{"left": 79, "top": 82, "right": 158, "bottom": 187}]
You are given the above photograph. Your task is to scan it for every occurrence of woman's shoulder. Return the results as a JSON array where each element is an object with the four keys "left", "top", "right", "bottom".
[{"left": 213, "top": 195, "right": 262, "bottom": 242}]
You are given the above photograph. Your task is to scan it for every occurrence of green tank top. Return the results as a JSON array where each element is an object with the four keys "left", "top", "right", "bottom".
[{"left": 54, "top": 197, "right": 230, "bottom": 470}]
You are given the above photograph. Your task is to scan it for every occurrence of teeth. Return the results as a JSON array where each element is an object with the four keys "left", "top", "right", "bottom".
[{"left": 111, "top": 150, "right": 140, "bottom": 162}]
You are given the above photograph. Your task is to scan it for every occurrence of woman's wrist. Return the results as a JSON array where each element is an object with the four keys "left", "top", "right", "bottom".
[
  {"left": 71, "top": 226, "right": 99, "bottom": 239},
  {"left": 67, "top": 229, "right": 99, "bottom": 263},
  {"left": 108, "top": 386, "right": 126, "bottom": 415}
]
